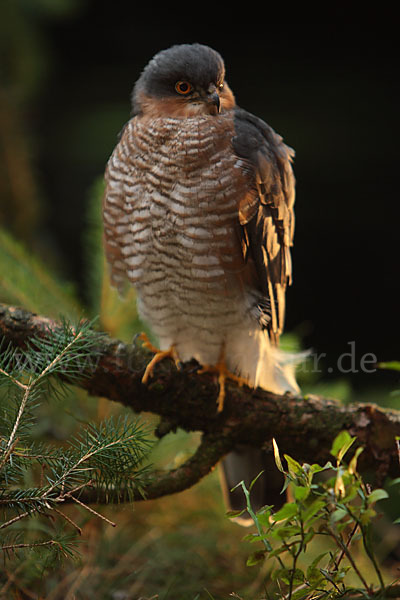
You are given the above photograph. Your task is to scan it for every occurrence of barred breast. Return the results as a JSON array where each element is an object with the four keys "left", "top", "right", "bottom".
[{"left": 103, "top": 112, "right": 253, "bottom": 367}]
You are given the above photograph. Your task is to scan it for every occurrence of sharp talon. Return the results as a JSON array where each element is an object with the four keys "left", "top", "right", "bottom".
[
  {"left": 142, "top": 349, "right": 173, "bottom": 384},
  {"left": 217, "top": 371, "right": 226, "bottom": 413},
  {"left": 139, "top": 334, "right": 180, "bottom": 384},
  {"left": 171, "top": 351, "right": 181, "bottom": 371},
  {"left": 198, "top": 348, "right": 249, "bottom": 413},
  {"left": 138, "top": 332, "right": 159, "bottom": 354}
]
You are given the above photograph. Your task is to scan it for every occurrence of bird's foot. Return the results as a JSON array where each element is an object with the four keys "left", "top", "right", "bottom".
[
  {"left": 138, "top": 332, "right": 180, "bottom": 384},
  {"left": 198, "top": 359, "right": 248, "bottom": 413}
]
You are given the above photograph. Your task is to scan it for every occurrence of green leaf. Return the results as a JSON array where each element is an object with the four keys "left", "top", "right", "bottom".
[
  {"left": 254, "top": 535, "right": 273, "bottom": 551},
  {"left": 320, "top": 568, "right": 348, "bottom": 585},
  {"left": 331, "top": 431, "right": 352, "bottom": 457},
  {"left": 367, "top": 488, "right": 389, "bottom": 504},
  {"left": 310, "top": 461, "right": 334, "bottom": 474},
  {"left": 242, "top": 533, "right": 261, "bottom": 542},
  {"left": 271, "top": 502, "right": 298, "bottom": 522},
  {"left": 303, "top": 528, "right": 315, "bottom": 544},
  {"left": 256, "top": 506, "right": 273, "bottom": 527},
  {"left": 284, "top": 454, "right": 302, "bottom": 476},
  {"left": 302, "top": 499, "right": 325, "bottom": 522},
  {"left": 273, "top": 567, "right": 304, "bottom": 586},
  {"left": 294, "top": 486, "right": 310, "bottom": 502},
  {"left": 306, "top": 566, "right": 324, "bottom": 586},
  {"left": 341, "top": 485, "right": 359, "bottom": 503},
  {"left": 246, "top": 550, "right": 266, "bottom": 566},
  {"left": 307, "top": 551, "right": 329, "bottom": 572},
  {"left": 249, "top": 470, "right": 265, "bottom": 491},
  {"left": 330, "top": 431, "right": 356, "bottom": 462},
  {"left": 271, "top": 525, "right": 301, "bottom": 539},
  {"left": 291, "top": 568, "right": 305, "bottom": 585},
  {"left": 330, "top": 508, "right": 348, "bottom": 523},
  {"left": 226, "top": 509, "right": 246, "bottom": 519},
  {"left": 230, "top": 480, "right": 245, "bottom": 492}
]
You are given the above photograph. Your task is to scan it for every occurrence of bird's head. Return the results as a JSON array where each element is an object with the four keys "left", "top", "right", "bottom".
[{"left": 132, "top": 43, "right": 236, "bottom": 118}]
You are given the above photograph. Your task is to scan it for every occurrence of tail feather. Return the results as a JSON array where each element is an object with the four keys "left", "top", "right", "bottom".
[
  {"left": 226, "top": 328, "right": 305, "bottom": 395},
  {"left": 221, "top": 328, "right": 306, "bottom": 525}
]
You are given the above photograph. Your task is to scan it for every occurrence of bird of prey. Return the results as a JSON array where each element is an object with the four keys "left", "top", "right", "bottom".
[{"left": 103, "top": 43, "right": 301, "bottom": 520}]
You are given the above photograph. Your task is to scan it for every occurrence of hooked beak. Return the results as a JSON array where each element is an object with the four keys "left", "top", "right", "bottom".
[{"left": 207, "top": 91, "right": 221, "bottom": 115}]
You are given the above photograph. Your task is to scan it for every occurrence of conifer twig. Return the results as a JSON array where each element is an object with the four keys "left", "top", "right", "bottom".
[
  {"left": 52, "top": 507, "right": 83, "bottom": 535},
  {"left": 67, "top": 495, "right": 116, "bottom": 527},
  {"left": 1, "top": 540, "right": 63, "bottom": 551}
]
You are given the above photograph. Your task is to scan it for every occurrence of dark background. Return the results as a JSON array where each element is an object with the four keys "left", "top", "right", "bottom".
[{"left": 1, "top": 6, "right": 399, "bottom": 389}]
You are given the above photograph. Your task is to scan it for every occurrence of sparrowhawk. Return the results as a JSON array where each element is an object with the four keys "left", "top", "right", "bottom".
[{"left": 103, "top": 43, "right": 301, "bottom": 521}]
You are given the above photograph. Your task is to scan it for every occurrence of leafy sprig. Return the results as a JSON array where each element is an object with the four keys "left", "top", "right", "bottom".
[{"left": 229, "top": 432, "right": 394, "bottom": 600}]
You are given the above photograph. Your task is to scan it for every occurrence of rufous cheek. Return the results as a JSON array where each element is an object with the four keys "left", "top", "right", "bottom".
[{"left": 220, "top": 83, "right": 236, "bottom": 111}]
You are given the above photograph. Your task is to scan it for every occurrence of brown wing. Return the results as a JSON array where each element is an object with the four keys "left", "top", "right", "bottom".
[{"left": 233, "top": 108, "right": 295, "bottom": 343}]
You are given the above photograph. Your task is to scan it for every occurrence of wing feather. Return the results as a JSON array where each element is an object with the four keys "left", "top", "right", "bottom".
[{"left": 233, "top": 108, "right": 296, "bottom": 342}]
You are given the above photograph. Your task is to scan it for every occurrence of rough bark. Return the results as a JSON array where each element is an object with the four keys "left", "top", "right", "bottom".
[{"left": 1, "top": 302, "right": 399, "bottom": 502}]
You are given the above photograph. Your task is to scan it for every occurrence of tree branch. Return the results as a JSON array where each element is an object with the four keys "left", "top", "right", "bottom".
[
  {"left": 70, "top": 431, "right": 233, "bottom": 506},
  {"left": 1, "top": 302, "right": 400, "bottom": 503}
]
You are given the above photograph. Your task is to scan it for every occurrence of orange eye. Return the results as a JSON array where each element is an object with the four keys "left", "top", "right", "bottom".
[{"left": 175, "top": 81, "right": 192, "bottom": 95}]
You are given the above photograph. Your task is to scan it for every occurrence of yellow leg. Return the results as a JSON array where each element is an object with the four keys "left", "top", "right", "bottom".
[
  {"left": 138, "top": 332, "right": 160, "bottom": 355},
  {"left": 138, "top": 333, "right": 180, "bottom": 384},
  {"left": 198, "top": 348, "right": 249, "bottom": 412}
]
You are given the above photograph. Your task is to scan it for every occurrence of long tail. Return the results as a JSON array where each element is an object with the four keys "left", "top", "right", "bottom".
[
  {"left": 226, "top": 328, "right": 303, "bottom": 394},
  {"left": 221, "top": 329, "right": 306, "bottom": 525}
]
